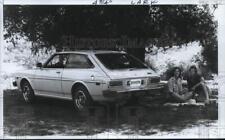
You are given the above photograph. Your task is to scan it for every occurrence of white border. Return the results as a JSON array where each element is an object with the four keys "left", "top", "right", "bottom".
[
  {"left": 218, "top": 4, "right": 225, "bottom": 138},
  {"left": 1, "top": 0, "right": 225, "bottom": 139},
  {"left": 3, "top": 0, "right": 225, "bottom": 5},
  {"left": 0, "top": 0, "right": 4, "bottom": 139}
]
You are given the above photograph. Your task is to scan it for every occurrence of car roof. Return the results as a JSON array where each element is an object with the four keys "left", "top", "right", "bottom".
[{"left": 55, "top": 50, "right": 126, "bottom": 55}]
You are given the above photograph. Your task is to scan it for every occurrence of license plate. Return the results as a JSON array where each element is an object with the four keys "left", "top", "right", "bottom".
[{"left": 130, "top": 79, "right": 141, "bottom": 87}]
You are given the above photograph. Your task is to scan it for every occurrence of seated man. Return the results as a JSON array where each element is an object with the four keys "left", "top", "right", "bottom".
[
  {"left": 187, "top": 65, "right": 210, "bottom": 104},
  {"left": 167, "top": 67, "right": 194, "bottom": 103}
]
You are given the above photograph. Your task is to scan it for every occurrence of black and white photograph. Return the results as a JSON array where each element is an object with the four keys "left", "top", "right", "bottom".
[{"left": 0, "top": 0, "right": 225, "bottom": 139}]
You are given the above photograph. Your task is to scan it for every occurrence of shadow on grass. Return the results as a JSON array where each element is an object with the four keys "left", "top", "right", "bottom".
[{"left": 4, "top": 89, "right": 218, "bottom": 136}]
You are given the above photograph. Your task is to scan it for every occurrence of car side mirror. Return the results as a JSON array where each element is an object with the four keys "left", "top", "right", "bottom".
[{"left": 36, "top": 62, "right": 42, "bottom": 68}]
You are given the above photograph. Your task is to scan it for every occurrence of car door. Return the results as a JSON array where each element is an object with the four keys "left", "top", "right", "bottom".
[
  {"left": 61, "top": 53, "right": 103, "bottom": 98},
  {"left": 33, "top": 54, "right": 68, "bottom": 97}
]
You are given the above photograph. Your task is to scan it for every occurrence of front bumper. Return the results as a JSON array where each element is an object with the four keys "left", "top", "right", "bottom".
[{"left": 102, "top": 82, "right": 166, "bottom": 100}]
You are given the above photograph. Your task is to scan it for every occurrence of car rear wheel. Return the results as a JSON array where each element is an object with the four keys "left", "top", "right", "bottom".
[
  {"left": 72, "top": 86, "right": 92, "bottom": 111},
  {"left": 21, "top": 80, "right": 35, "bottom": 103}
]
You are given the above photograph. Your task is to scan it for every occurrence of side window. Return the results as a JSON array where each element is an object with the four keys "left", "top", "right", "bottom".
[
  {"left": 45, "top": 54, "right": 68, "bottom": 68},
  {"left": 65, "top": 54, "right": 94, "bottom": 68}
]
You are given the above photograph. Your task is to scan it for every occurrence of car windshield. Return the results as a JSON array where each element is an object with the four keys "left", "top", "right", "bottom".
[{"left": 95, "top": 53, "right": 148, "bottom": 70}]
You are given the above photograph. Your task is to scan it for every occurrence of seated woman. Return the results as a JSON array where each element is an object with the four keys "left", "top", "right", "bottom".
[
  {"left": 187, "top": 65, "right": 210, "bottom": 104},
  {"left": 167, "top": 67, "right": 194, "bottom": 103}
]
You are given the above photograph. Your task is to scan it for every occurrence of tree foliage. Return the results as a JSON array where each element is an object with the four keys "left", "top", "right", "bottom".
[{"left": 4, "top": 5, "right": 217, "bottom": 73}]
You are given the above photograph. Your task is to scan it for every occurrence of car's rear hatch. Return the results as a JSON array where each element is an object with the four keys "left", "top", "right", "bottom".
[{"left": 106, "top": 68, "right": 158, "bottom": 80}]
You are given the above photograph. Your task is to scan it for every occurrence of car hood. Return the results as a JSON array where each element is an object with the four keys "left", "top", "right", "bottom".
[{"left": 106, "top": 68, "right": 159, "bottom": 80}]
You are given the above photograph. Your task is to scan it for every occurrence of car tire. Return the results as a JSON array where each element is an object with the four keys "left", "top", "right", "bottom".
[
  {"left": 72, "top": 85, "right": 93, "bottom": 112},
  {"left": 21, "top": 80, "right": 35, "bottom": 103}
]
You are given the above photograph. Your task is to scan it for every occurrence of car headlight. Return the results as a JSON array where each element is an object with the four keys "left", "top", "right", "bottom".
[{"left": 109, "top": 80, "right": 123, "bottom": 87}]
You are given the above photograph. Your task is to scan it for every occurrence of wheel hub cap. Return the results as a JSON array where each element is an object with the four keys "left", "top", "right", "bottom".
[{"left": 75, "top": 90, "right": 87, "bottom": 109}]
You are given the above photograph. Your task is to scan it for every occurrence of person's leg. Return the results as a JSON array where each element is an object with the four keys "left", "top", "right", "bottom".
[
  {"left": 180, "top": 91, "right": 193, "bottom": 101},
  {"left": 170, "top": 90, "right": 193, "bottom": 102},
  {"left": 194, "top": 84, "right": 210, "bottom": 104},
  {"left": 200, "top": 83, "right": 210, "bottom": 104}
]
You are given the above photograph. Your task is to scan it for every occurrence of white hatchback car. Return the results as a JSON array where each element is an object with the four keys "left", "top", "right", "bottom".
[{"left": 13, "top": 50, "right": 165, "bottom": 111}]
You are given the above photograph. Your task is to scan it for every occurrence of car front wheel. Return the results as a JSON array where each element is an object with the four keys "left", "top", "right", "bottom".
[
  {"left": 21, "top": 80, "right": 35, "bottom": 103},
  {"left": 72, "top": 86, "right": 92, "bottom": 111}
]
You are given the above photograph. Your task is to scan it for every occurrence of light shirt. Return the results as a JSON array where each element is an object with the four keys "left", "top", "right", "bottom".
[{"left": 168, "top": 77, "right": 183, "bottom": 95}]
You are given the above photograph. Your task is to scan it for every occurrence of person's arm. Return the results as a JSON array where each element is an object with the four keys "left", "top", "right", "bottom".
[
  {"left": 200, "top": 77, "right": 206, "bottom": 83},
  {"left": 190, "top": 76, "right": 204, "bottom": 91},
  {"left": 168, "top": 78, "right": 174, "bottom": 94},
  {"left": 191, "top": 82, "right": 202, "bottom": 91}
]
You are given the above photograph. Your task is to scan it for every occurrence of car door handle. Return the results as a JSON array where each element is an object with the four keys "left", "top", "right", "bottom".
[{"left": 56, "top": 71, "right": 61, "bottom": 74}]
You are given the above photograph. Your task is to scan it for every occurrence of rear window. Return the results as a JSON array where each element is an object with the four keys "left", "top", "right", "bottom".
[{"left": 95, "top": 53, "right": 147, "bottom": 70}]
